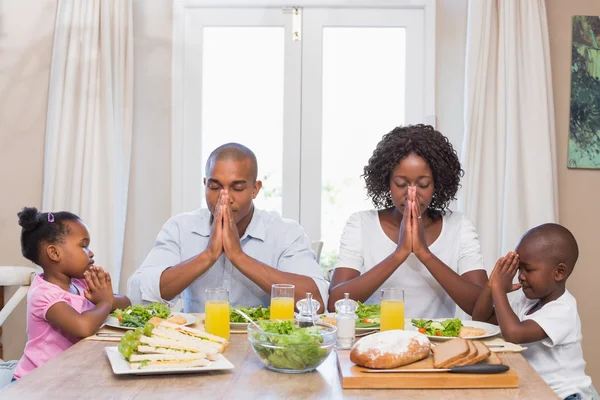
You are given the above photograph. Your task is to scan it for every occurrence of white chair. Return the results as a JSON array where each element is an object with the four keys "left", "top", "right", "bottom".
[
  {"left": 0, "top": 266, "right": 38, "bottom": 338},
  {"left": 311, "top": 240, "right": 335, "bottom": 282},
  {"left": 311, "top": 241, "right": 323, "bottom": 264},
  {"left": 0, "top": 266, "right": 37, "bottom": 387}
]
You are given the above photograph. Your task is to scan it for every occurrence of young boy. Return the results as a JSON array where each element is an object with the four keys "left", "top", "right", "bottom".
[{"left": 473, "top": 223, "right": 593, "bottom": 400}]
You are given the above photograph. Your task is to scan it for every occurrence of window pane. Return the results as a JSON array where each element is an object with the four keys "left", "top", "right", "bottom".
[
  {"left": 202, "top": 27, "right": 284, "bottom": 213},
  {"left": 321, "top": 28, "right": 406, "bottom": 268}
]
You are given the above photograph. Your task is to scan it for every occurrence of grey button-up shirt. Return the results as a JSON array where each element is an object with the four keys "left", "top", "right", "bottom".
[{"left": 127, "top": 208, "right": 328, "bottom": 312}]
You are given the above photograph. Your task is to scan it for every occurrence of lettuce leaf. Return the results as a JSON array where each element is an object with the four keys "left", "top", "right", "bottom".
[{"left": 111, "top": 303, "right": 171, "bottom": 328}]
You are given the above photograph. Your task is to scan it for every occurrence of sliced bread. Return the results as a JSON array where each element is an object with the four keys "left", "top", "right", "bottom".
[
  {"left": 432, "top": 338, "right": 470, "bottom": 369},
  {"left": 469, "top": 341, "right": 492, "bottom": 364},
  {"left": 449, "top": 340, "right": 479, "bottom": 367}
]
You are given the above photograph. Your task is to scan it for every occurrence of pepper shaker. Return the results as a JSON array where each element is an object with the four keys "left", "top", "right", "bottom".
[{"left": 334, "top": 293, "right": 358, "bottom": 349}]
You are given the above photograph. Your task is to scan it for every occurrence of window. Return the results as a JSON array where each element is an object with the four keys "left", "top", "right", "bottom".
[
  {"left": 201, "top": 27, "right": 285, "bottom": 214},
  {"left": 173, "top": 1, "right": 435, "bottom": 268}
]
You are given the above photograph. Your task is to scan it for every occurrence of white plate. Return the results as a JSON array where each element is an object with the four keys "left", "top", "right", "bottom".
[
  {"left": 230, "top": 322, "right": 249, "bottom": 331},
  {"left": 103, "top": 312, "right": 197, "bottom": 330},
  {"left": 105, "top": 347, "right": 234, "bottom": 375},
  {"left": 406, "top": 319, "right": 500, "bottom": 340},
  {"left": 320, "top": 313, "right": 380, "bottom": 333}
]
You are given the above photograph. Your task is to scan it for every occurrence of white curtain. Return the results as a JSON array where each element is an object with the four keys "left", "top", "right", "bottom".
[
  {"left": 42, "top": 0, "right": 133, "bottom": 289},
  {"left": 460, "top": 0, "right": 558, "bottom": 272}
]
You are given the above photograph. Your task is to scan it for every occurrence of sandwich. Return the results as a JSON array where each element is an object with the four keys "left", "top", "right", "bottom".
[
  {"left": 129, "top": 352, "right": 211, "bottom": 370},
  {"left": 458, "top": 326, "right": 486, "bottom": 338},
  {"left": 166, "top": 315, "right": 187, "bottom": 325},
  {"left": 153, "top": 321, "right": 229, "bottom": 352}
]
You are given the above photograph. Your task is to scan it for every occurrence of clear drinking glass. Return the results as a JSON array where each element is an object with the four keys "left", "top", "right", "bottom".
[
  {"left": 270, "top": 284, "right": 295, "bottom": 320},
  {"left": 380, "top": 288, "right": 405, "bottom": 331},
  {"left": 205, "top": 288, "right": 230, "bottom": 339}
]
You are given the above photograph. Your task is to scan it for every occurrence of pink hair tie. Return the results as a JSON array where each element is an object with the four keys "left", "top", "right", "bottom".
[{"left": 48, "top": 213, "right": 55, "bottom": 223}]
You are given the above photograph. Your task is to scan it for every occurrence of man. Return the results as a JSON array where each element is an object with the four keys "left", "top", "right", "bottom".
[{"left": 127, "top": 143, "right": 327, "bottom": 311}]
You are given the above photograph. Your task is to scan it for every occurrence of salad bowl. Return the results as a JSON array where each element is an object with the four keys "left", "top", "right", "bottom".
[{"left": 247, "top": 320, "right": 336, "bottom": 373}]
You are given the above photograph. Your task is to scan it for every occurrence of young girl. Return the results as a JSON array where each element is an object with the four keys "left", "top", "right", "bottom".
[
  {"left": 13, "top": 207, "right": 130, "bottom": 380},
  {"left": 327, "top": 124, "right": 488, "bottom": 316}
]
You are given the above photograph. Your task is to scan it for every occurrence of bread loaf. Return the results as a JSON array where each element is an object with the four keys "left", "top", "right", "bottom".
[{"left": 350, "top": 330, "right": 431, "bottom": 369}]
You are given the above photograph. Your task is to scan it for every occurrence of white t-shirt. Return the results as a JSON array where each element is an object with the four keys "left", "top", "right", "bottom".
[
  {"left": 509, "top": 290, "right": 593, "bottom": 400},
  {"left": 332, "top": 210, "right": 485, "bottom": 318}
]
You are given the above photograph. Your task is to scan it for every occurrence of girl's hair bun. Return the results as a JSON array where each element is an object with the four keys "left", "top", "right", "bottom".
[{"left": 18, "top": 207, "right": 40, "bottom": 232}]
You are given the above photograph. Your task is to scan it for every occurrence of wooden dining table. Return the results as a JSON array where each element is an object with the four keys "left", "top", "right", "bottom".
[{"left": 1, "top": 319, "right": 559, "bottom": 399}]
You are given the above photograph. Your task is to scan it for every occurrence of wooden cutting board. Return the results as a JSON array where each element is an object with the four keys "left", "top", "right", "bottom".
[{"left": 337, "top": 350, "right": 519, "bottom": 389}]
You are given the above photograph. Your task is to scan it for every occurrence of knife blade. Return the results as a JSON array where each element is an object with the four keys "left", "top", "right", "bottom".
[
  {"left": 362, "top": 364, "right": 509, "bottom": 374},
  {"left": 96, "top": 333, "right": 125, "bottom": 337}
]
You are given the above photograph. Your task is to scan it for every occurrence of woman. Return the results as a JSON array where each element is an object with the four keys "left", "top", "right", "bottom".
[{"left": 328, "top": 124, "right": 487, "bottom": 318}]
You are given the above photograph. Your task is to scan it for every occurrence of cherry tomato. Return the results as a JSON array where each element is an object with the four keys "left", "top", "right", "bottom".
[
  {"left": 418, "top": 328, "right": 427, "bottom": 334},
  {"left": 435, "top": 331, "right": 442, "bottom": 336}
]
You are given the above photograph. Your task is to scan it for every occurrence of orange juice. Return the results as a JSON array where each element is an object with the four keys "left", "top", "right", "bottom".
[
  {"left": 270, "top": 297, "right": 295, "bottom": 320},
  {"left": 205, "top": 300, "right": 230, "bottom": 339},
  {"left": 380, "top": 300, "right": 405, "bottom": 331}
]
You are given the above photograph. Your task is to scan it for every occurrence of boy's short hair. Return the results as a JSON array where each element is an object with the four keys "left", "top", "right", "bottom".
[{"left": 519, "top": 223, "right": 579, "bottom": 275}]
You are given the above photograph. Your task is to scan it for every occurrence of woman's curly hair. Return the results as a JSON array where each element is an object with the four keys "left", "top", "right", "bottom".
[{"left": 363, "top": 124, "right": 463, "bottom": 220}]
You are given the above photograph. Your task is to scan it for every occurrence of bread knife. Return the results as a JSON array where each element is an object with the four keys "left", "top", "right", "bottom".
[{"left": 362, "top": 364, "right": 509, "bottom": 374}]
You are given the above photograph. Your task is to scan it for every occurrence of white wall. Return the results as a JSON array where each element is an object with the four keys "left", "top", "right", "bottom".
[
  {"left": 0, "top": 0, "right": 57, "bottom": 361},
  {"left": 435, "top": 0, "right": 468, "bottom": 151}
]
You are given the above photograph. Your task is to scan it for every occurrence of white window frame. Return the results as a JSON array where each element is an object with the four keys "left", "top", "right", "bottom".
[
  {"left": 172, "top": 6, "right": 302, "bottom": 217},
  {"left": 172, "top": 0, "right": 436, "bottom": 235}
]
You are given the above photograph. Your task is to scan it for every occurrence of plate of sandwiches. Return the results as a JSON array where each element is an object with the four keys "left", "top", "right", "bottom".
[
  {"left": 407, "top": 318, "right": 500, "bottom": 341},
  {"left": 104, "top": 312, "right": 197, "bottom": 330},
  {"left": 105, "top": 319, "right": 234, "bottom": 375}
]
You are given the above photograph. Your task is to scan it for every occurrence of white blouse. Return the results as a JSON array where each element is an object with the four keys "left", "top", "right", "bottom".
[{"left": 332, "top": 210, "right": 485, "bottom": 318}]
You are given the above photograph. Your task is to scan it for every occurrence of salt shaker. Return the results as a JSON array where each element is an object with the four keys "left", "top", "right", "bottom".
[
  {"left": 334, "top": 293, "right": 358, "bottom": 349},
  {"left": 296, "top": 293, "right": 321, "bottom": 328}
]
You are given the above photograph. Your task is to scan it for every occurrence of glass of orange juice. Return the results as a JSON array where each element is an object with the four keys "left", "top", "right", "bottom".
[
  {"left": 380, "top": 288, "right": 405, "bottom": 331},
  {"left": 205, "top": 288, "right": 230, "bottom": 340},
  {"left": 270, "top": 284, "right": 295, "bottom": 320}
]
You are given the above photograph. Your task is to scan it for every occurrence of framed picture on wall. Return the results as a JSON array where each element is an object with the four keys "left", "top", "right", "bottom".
[{"left": 569, "top": 16, "right": 600, "bottom": 169}]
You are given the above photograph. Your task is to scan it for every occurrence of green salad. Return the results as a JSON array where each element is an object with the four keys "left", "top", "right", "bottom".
[
  {"left": 111, "top": 303, "right": 171, "bottom": 328},
  {"left": 355, "top": 302, "right": 381, "bottom": 328},
  {"left": 411, "top": 318, "right": 463, "bottom": 337},
  {"left": 321, "top": 302, "right": 381, "bottom": 328},
  {"left": 250, "top": 320, "right": 328, "bottom": 371},
  {"left": 229, "top": 306, "right": 270, "bottom": 323}
]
